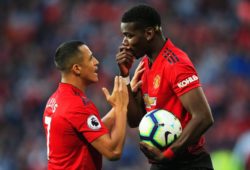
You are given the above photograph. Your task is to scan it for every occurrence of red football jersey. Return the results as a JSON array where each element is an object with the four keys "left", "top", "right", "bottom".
[
  {"left": 43, "top": 83, "right": 108, "bottom": 170},
  {"left": 140, "top": 39, "right": 205, "bottom": 153}
]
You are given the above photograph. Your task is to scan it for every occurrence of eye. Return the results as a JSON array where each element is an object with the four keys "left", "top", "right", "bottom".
[
  {"left": 124, "top": 33, "right": 133, "bottom": 39},
  {"left": 127, "top": 34, "right": 133, "bottom": 39}
]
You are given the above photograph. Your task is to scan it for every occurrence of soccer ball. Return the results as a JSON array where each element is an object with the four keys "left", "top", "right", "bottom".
[{"left": 139, "top": 109, "right": 182, "bottom": 150}]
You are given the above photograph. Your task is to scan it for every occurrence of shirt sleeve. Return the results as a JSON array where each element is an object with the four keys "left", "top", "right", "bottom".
[
  {"left": 169, "top": 62, "right": 201, "bottom": 97},
  {"left": 66, "top": 99, "right": 108, "bottom": 143}
]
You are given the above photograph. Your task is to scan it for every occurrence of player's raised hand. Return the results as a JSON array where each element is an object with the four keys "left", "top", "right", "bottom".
[
  {"left": 117, "top": 76, "right": 129, "bottom": 108},
  {"left": 131, "top": 61, "right": 145, "bottom": 92},
  {"left": 102, "top": 76, "right": 119, "bottom": 107},
  {"left": 116, "top": 46, "right": 135, "bottom": 77},
  {"left": 102, "top": 76, "right": 128, "bottom": 108}
]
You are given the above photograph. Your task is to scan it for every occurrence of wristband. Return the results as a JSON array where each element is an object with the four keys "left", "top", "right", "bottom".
[
  {"left": 122, "top": 75, "right": 130, "bottom": 85},
  {"left": 163, "top": 148, "right": 175, "bottom": 160}
]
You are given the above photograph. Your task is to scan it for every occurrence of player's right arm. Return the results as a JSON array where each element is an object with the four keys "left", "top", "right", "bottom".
[
  {"left": 116, "top": 48, "right": 146, "bottom": 128},
  {"left": 91, "top": 76, "right": 129, "bottom": 160}
]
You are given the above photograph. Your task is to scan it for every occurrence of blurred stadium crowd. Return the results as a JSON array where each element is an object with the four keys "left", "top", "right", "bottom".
[{"left": 0, "top": 0, "right": 250, "bottom": 170}]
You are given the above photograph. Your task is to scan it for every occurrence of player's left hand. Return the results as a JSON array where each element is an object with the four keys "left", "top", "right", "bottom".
[{"left": 139, "top": 142, "right": 169, "bottom": 163}]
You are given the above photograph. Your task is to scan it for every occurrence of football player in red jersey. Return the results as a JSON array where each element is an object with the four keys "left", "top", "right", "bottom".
[
  {"left": 116, "top": 4, "right": 214, "bottom": 170},
  {"left": 43, "top": 40, "right": 128, "bottom": 170}
]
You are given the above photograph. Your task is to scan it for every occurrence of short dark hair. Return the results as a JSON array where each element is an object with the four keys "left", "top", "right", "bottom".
[
  {"left": 54, "top": 40, "right": 84, "bottom": 72},
  {"left": 121, "top": 4, "right": 161, "bottom": 28}
]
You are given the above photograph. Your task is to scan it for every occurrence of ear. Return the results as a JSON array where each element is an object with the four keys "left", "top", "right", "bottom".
[
  {"left": 144, "top": 27, "right": 155, "bottom": 41},
  {"left": 71, "top": 64, "right": 81, "bottom": 76}
]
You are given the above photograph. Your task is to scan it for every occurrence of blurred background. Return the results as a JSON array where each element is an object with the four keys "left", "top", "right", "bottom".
[{"left": 0, "top": 0, "right": 250, "bottom": 170}]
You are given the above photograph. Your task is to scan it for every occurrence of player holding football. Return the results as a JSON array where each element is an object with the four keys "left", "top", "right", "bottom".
[
  {"left": 43, "top": 41, "right": 128, "bottom": 170},
  {"left": 116, "top": 4, "right": 214, "bottom": 170}
]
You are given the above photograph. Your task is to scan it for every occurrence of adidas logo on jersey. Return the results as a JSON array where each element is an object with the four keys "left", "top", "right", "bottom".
[{"left": 177, "top": 75, "right": 198, "bottom": 88}]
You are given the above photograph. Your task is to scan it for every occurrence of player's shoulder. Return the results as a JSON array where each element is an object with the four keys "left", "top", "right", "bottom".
[
  {"left": 59, "top": 93, "right": 93, "bottom": 119},
  {"left": 160, "top": 45, "right": 198, "bottom": 79},
  {"left": 57, "top": 88, "right": 90, "bottom": 108},
  {"left": 161, "top": 44, "right": 193, "bottom": 69},
  {"left": 67, "top": 92, "right": 91, "bottom": 108}
]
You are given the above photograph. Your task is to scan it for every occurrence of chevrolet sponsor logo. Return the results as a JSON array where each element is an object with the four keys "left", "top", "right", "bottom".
[{"left": 143, "top": 94, "right": 156, "bottom": 108}]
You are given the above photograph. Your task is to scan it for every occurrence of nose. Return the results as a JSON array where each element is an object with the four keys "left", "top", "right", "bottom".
[
  {"left": 93, "top": 56, "right": 99, "bottom": 65},
  {"left": 122, "top": 37, "right": 129, "bottom": 46}
]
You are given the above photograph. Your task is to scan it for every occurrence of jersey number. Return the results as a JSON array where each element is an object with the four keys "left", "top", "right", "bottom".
[{"left": 45, "top": 116, "right": 52, "bottom": 160}]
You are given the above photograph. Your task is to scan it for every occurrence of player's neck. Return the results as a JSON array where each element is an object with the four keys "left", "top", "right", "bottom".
[
  {"left": 61, "top": 75, "right": 87, "bottom": 92},
  {"left": 148, "top": 36, "right": 166, "bottom": 64}
]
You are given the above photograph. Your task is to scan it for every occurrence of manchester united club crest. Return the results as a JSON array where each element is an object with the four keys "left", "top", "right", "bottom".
[{"left": 153, "top": 75, "right": 161, "bottom": 89}]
